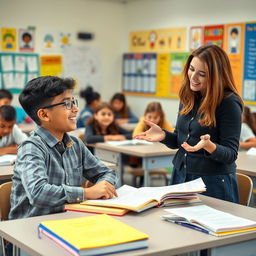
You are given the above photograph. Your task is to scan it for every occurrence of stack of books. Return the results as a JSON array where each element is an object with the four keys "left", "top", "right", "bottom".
[
  {"left": 65, "top": 178, "right": 205, "bottom": 214},
  {"left": 162, "top": 204, "right": 256, "bottom": 236},
  {"left": 38, "top": 214, "right": 149, "bottom": 256}
]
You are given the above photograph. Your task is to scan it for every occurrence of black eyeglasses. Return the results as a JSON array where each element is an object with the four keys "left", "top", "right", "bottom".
[{"left": 42, "top": 99, "right": 78, "bottom": 110}]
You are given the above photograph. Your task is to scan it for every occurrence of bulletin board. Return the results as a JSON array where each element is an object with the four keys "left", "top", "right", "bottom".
[
  {"left": 0, "top": 53, "right": 39, "bottom": 93},
  {"left": 125, "top": 21, "right": 256, "bottom": 103}
]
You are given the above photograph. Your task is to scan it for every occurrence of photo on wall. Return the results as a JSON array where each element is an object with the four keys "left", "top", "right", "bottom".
[{"left": 19, "top": 29, "right": 35, "bottom": 52}]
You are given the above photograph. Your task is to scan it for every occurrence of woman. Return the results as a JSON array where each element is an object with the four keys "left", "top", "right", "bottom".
[{"left": 135, "top": 45, "right": 243, "bottom": 203}]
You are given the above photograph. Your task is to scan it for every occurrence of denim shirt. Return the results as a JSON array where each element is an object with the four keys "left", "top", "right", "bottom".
[{"left": 9, "top": 126, "right": 117, "bottom": 219}]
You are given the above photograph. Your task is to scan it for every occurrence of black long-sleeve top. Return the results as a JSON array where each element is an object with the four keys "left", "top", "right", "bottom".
[{"left": 161, "top": 93, "right": 242, "bottom": 175}]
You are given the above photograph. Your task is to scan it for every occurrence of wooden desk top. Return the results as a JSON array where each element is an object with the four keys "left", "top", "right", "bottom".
[
  {"left": 93, "top": 142, "right": 177, "bottom": 157},
  {"left": 0, "top": 165, "right": 13, "bottom": 180},
  {"left": 236, "top": 152, "right": 256, "bottom": 176},
  {"left": 0, "top": 195, "right": 256, "bottom": 256}
]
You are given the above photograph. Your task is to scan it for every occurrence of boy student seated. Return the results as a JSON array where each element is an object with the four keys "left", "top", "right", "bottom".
[
  {"left": 9, "top": 76, "right": 117, "bottom": 220},
  {"left": 0, "top": 89, "right": 32, "bottom": 124},
  {"left": 85, "top": 102, "right": 132, "bottom": 144},
  {"left": 0, "top": 105, "right": 27, "bottom": 155}
]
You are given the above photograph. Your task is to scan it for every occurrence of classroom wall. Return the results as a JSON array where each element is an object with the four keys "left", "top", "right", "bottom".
[
  {"left": 123, "top": 0, "right": 256, "bottom": 124},
  {"left": 1, "top": 0, "right": 256, "bottom": 121},
  {"left": 0, "top": 0, "right": 125, "bottom": 107}
]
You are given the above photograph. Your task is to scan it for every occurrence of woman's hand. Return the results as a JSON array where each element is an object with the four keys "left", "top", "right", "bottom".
[
  {"left": 133, "top": 120, "right": 166, "bottom": 142},
  {"left": 181, "top": 134, "right": 216, "bottom": 153}
]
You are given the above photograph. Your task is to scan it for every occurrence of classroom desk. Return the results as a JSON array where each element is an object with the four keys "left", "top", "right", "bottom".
[
  {"left": 0, "top": 195, "right": 256, "bottom": 256},
  {"left": 91, "top": 142, "right": 176, "bottom": 187},
  {"left": 236, "top": 151, "right": 256, "bottom": 177},
  {"left": 0, "top": 161, "right": 115, "bottom": 181},
  {"left": 119, "top": 122, "right": 137, "bottom": 131},
  {"left": 0, "top": 165, "right": 13, "bottom": 180}
]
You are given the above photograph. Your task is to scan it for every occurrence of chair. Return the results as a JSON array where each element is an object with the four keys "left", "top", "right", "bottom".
[
  {"left": 125, "top": 166, "right": 168, "bottom": 187},
  {"left": 0, "top": 181, "right": 12, "bottom": 256},
  {"left": 236, "top": 173, "right": 253, "bottom": 206}
]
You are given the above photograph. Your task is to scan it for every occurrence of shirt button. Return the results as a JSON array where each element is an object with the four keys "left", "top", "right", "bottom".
[
  {"left": 184, "top": 164, "right": 187, "bottom": 168},
  {"left": 77, "top": 197, "right": 80, "bottom": 201},
  {"left": 191, "top": 117, "right": 194, "bottom": 121},
  {"left": 187, "top": 134, "right": 190, "bottom": 138},
  {"left": 67, "top": 182, "right": 70, "bottom": 185},
  {"left": 184, "top": 153, "right": 187, "bottom": 157}
]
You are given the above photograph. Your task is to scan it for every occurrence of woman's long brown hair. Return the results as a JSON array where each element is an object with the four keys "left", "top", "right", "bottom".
[{"left": 179, "top": 45, "right": 242, "bottom": 127}]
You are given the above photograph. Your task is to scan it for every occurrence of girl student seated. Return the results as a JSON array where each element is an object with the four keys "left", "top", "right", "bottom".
[
  {"left": 77, "top": 86, "right": 101, "bottom": 128},
  {"left": 240, "top": 106, "right": 256, "bottom": 150},
  {"left": 133, "top": 101, "right": 174, "bottom": 137},
  {"left": 85, "top": 102, "right": 132, "bottom": 144},
  {"left": 110, "top": 93, "right": 138, "bottom": 126}
]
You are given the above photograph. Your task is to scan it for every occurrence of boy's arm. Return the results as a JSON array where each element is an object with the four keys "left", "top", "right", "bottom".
[{"left": 0, "top": 144, "right": 17, "bottom": 155}]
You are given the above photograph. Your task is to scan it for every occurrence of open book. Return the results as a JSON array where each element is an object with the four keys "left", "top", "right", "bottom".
[
  {"left": 162, "top": 205, "right": 256, "bottom": 236},
  {"left": 0, "top": 154, "right": 16, "bottom": 166},
  {"left": 38, "top": 214, "right": 148, "bottom": 256},
  {"left": 81, "top": 178, "right": 206, "bottom": 212},
  {"left": 106, "top": 139, "right": 153, "bottom": 146}
]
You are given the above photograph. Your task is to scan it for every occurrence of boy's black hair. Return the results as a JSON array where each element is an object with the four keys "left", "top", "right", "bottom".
[
  {"left": 230, "top": 27, "right": 239, "bottom": 35},
  {"left": 19, "top": 76, "right": 75, "bottom": 125},
  {"left": 0, "top": 89, "right": 13, "bottom": 100},
  {"left": 0, "top": 105, "right": 16, "bottom": 121},
  {"left": 22, "top": 32, "right": 32, "bottom": 40},
  {"left": 80, "top": 86, "right": 100, "bottom": 105}
]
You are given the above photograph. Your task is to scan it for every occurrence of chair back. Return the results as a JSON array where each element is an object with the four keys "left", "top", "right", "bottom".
[
  {"left": 0, "top": 181, "right": 12, "bottom": 221},
  {"left": 236, "top": 173, "right": 253, "bottom": 206}
]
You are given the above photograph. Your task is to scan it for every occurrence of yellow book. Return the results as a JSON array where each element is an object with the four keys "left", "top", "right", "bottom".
[
  {"left": 64, "top": 203, "right": 129, "bottom": 216},
  {"left": 82, "top": 178, "right": 206, "bottom": 212},
  {"left": 38, "top": 214, "right": 149, "bottom": 256}
]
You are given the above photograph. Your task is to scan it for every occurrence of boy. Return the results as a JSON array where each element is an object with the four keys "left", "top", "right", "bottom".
[
  {"left": 9, "top": 76, "right": 117, "bottom": 219},
  {"left": 0, "top": 105, "right": 27, "bottom": 155},
  {"left": 0, "top": 89, "right": 32, "bottom": 124}
]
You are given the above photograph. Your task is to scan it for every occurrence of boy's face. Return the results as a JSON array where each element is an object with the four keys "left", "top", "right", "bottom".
[
  {"left": 40, "top": 90, "right": 78, "bottom": 140},
  {"left": 0, "top": 98, "right": 12, "bottom": 107},
  {"left": 0, "top": 118, "right": 16, "bottom": 137}
]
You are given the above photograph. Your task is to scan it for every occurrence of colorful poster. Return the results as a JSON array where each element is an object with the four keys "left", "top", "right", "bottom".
[
  {"left": 19, "top": 29, "right": 35, "bottom": 52},
  {"left": 169, "top": 52, "right": 190, "bottom": 97},
  {"left": 129, "top": 28, "right": 186, "bottom": 52},
  {"left": 204, "top": 25, "right": 224, "bottom": 48},
  {"left": 42, "top": 31, "right": 58, "bottom": 51},
  {"left": 189, "top": 26, "right": 204, "bottom": 51},
  {"left": 1, "top": 28, "right": 17, "bottom": 51},
  {"left": 224, "top": 23, "right": 245, "bottom": 96},
  {"left": 59, "top": 32, "right": 71, "bottom": 49},
  {"left": 243, "top": 22, "right": 256, "bottom": 102},
  {"left": 122, "top": 53, "right": 156, "bottom": 93},
  {"left": 40, "top": 55, "right": 62, "bottom": 76},
  {"left": 156, "top": 53, "right": 170, "bottom": 97}
]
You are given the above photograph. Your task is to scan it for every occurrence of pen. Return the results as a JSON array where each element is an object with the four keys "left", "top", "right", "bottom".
[{"left": 174, "top": 221, "right": 210, "bottom": 234}]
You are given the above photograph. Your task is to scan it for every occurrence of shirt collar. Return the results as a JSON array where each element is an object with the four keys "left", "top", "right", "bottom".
[{"left": 34, "top": 126, "right": 74, "bottom": 148}]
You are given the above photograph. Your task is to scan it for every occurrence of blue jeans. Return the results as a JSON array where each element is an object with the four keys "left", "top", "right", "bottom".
[{"left": 171, "top": 167, "right": 239, "bottom": 203}]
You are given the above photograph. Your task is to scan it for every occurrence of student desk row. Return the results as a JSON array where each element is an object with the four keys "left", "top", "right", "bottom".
[
  {"left": 90, "top": 142, "right": 176, "bottom": 187},
  {"left": 0, "top": 195, "right": 256, "bottom": 256},
  {"left": 0, "top": 161, "right": 116, "bottom": 181},
  {"left": 236, "top": 152, "right": 256, "bottom": 177}
]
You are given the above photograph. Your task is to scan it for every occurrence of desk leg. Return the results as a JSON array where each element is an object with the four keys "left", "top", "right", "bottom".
[{"left": 94, "top": 148, "right": 122, "bottom": 188}]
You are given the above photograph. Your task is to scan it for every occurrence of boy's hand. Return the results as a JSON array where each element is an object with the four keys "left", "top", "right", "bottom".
[{"left": 84, "top": 180, "right": 117, "bottom": 199}]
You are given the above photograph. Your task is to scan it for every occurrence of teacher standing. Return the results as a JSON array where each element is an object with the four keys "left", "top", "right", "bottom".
[{"left": 135, "top": 45, "right": 242, "bottom": 203}]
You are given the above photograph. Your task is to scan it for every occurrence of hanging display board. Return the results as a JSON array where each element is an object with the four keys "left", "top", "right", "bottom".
[{"left": 0, "top": 53, "right": 39, "bottom": 92}]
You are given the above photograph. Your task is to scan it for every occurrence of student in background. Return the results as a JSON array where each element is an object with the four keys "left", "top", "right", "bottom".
[
  {"left": 0, "top": 89, "right": 32, "bottom": 124},
  {"left": 240, "top": 106, "right": 256, "bottom": 150},
  {"left": 110, "top": 93, "right": 138, "bottom": 125},
  {"left": 133, "top": 101, "right": 174, "bottom": 137},
  {"left": 9, "top": 76, "right": 117, "bottom": 220},
  {"left": 85, "top": 102, "right": 132, "bottom": 144},
  {"left": 77, "top": 86, "right": 101, "bottom": 128},
  {"left": 0, "top": 105, "right": 27, "bottom": 155},
  {"left": 135, "top": 45, "right": 242, "bottom": 203}
]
